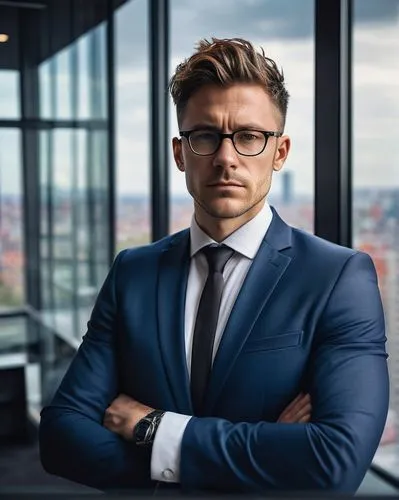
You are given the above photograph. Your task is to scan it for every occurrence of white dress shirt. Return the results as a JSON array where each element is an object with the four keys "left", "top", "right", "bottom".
[{"left": 151, "top": 202, "right": 273, "bottom": 483}]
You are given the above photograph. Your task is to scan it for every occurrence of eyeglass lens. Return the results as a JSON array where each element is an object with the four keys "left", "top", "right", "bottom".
[{"left": 189, "top": 130, "right": 267, "bottom": 156}]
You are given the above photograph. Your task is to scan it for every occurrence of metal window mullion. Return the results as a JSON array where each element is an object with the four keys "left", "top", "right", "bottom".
[
  {"left": 314, "top": 0, "right": 352, "bottom": 247},
  {"left": 0, "top": 119, "right": 109, "bottom": 129},
  {"left": 51, "top": 55, "right": 57, "bottom": 120},
  {"left": 46, "top": 129, "right": 55, "bottom": 313},
  {"left": 19, "top": 7, "right": 30, "bottom": 309},
  {"left": 0, "top": 120, "right": 23, "bottom": 127},
  {"left": 47, "top": 1, "right": 57, "bottom": 315},
  {"left": 70, "top": 1, "right": 80, "bottom": 337},
  {"left": 339, "top": 0, "right": 352, "bottom": 247},
  {"left": 107, "top": 0, "right": 115, "bottom": 262},
  {"left": 19, "top": 8, "right": 41, "bottom": 310},
  {"left": 91, "top": 23, "right": 105, "bottom": 282},
  {"left": 86, "top": 130, "right": 96, "bottom": 286},
  {"left": 86, "top": 24, "right": 97, "bottom": 286},
  {"left": 150, "top": 0, "right": 169, "bottom": 241}
]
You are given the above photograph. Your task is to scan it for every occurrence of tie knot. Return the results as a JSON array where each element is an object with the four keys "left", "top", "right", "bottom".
[{"left": 202, "top": 245, "right": 234, "bottom": 273}]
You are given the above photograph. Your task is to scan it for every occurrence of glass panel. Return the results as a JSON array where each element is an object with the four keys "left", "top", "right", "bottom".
[
  {"left": 0, "top": 5, "right": 19, "bottom": 118},
  {"left": 39, "top": 127, "right": 109, "bottom": 341},
  {"left": 51, "top": 129, "right": 74, "bottom": 335},
  {"left": 39, "top": 60, "right": 52, "bottom": 119},
  {"left": 78, "top": 130, "right": 106, "bottom": 333},
  {"left": 39, "top": 130, "right": 52, "bottom": 310},
  {"left": 0, "top": 70, "right": 20, "bottom": 118},
  {"left": 77, "top": 23, "right": 107, "bottom": 120},
  {"left": 169, "top": 0, "right": 314, "bottom": 234},
  {"left": 37, "top": 23, "right": 109, "bottom": 343},
  {"left": 115, "top": 0, "right": 151, "bottom": 250},
  {"left": 0, "top": 129, "right": 24, "bottom": 309},
  {"left": 352, "top": 0, "right": 399, "bottom": 473},
  {"left": 77, "top": 32, "right": 90, "bottom": 119},
  {"left": 94, "top": 23, "right": 108, "bottom": 120},
  {"left": 55, "top": 46, "right": 72, "bottom": 119},
  {"left": 76, "top": 129, "right": 90, "bottom": 279}
]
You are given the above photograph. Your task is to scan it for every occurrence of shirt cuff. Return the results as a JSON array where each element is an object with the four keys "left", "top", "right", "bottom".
[{"left": 150, "top": 411, "right": 191, "bottom": 483}]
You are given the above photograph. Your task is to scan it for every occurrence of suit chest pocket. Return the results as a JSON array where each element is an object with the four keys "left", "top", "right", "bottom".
[{"left": 242, "top": 330, "right": 303, "bottom": 353}]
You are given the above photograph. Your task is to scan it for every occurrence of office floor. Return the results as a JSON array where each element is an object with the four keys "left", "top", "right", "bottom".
[{"left": 0, "top": 432, "right": 96, "bottom": 493}]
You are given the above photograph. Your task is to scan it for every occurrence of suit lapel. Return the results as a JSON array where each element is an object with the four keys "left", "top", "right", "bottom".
[
  {"left": 157, "top": 230, "right": 193, "bottom": 414},
  {"left": 203, "top": 209, "right": 293, "bottom": 414}
]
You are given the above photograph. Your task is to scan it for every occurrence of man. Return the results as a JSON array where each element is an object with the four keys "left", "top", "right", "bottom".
[{"left": 39, "top": 38, "right": 389, "bottom": 493}]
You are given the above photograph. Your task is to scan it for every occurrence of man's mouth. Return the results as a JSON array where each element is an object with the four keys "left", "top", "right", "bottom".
[{"left": 208, "top": 182, "right": 244, "bottom": 187}]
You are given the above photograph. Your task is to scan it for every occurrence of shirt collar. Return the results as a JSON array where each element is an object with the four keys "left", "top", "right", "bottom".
[{"left": 190, "top": 202, "right": 273, "bottom": 259}]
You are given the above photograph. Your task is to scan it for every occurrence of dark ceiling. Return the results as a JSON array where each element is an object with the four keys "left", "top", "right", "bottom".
[{"left": 0, "top": 0, "right": 128, "bottom": 70}]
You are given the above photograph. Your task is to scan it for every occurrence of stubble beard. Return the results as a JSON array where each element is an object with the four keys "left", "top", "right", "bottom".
[{"left": 193, "top": 188, "right": 268, "bottom": 221}]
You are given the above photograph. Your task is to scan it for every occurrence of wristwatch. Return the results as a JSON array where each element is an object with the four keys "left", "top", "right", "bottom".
[{"left": 132, "top": 410, "right": 165, "bottom": 446}]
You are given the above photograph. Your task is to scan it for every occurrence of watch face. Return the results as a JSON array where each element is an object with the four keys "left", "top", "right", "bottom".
[
  {"left": 133, "top": 411, "right": 164, "bottom": 446},
  {"left": 134, "top": 419, "right": 150, "bottom": 443}
]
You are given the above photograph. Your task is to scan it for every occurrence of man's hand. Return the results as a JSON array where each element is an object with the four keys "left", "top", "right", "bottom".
[
  {"left": 277, "top": 392, "right": 311, "bottom": 423},
  {"left": 103, "top": 394, "right": 154, "bottom": 441}
]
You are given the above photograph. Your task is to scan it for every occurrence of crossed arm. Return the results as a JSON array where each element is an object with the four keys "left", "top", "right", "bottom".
[
  {"left": 102, "top": 390, "right": 312, "bottom": 483},
  {"left": 103, "top": 391, "right": 312, "bottom": 441},
  {"left": 39, "top": 251, "right": 389, "bottom": 492}
]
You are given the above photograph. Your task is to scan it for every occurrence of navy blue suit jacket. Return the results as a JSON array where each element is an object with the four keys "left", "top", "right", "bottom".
[{"left": 39, "top": 208, "right": 389, "bottom": 493}]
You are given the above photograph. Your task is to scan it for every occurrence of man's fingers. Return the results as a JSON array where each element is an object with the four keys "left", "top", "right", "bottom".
[
  {"left": 285, "top": 392, "right": 311, "bottom": 413},
  {"left": 279, "top": 405, "right": 312, "bottom": 423},
  {"left": 282, "top": 392, "right": 306, "bottom": 413},
  {"left": 278, "top": 401, "right": 312, "bottom": 423},
  {"left": 279, "top": 393, "right": 311, "bottom": 421},
  {"left": 294, "top": 403, "right": 312, "bottom": 421},
  {"left": 298, "top": 414, "right": 311, "bottom": 423}
]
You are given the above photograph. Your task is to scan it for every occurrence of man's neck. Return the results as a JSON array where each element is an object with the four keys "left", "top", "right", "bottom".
[{"left": 194, "top": 200, "right": 265, "bottom": 242}]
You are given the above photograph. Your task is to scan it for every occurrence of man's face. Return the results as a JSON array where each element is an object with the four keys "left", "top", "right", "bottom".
[{"left": 172, "top": 83, "right": 290, "bottom": 225}]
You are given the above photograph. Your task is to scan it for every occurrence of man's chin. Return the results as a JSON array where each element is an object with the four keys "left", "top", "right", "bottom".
[
  {"left": 202, "top": 201, "right": 249, "bottom": 220},
  {"left": 196, "top": 193, "right": 267, "bottom": 220}
]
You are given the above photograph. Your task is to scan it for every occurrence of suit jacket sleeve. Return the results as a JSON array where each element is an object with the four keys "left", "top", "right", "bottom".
[
  {"left": 39, "top": 250, "right": 152, "bottom": 491},
  {"left": 180, "top": 251, "right": 389, "bottom": 493}
]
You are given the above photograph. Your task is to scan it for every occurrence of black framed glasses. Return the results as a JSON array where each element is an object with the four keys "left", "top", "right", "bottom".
[{"left": 179, "top": 129, "right": 282, "bottom": 157}]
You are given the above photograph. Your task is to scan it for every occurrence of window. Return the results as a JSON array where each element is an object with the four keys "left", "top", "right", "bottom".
[
  {"left": 0, "top": 6, "right": 20, "bottom": 118},
  {"left": 39, "top": 60, "right": 52, "bottom": 119},
  {"left": 38, "top": 24, "right": 109, "bottom": 342},
  {"left": 54, "top": 46, "right": 72, "bottom": 119},
  {"left": 169, "top": 0, "right": 314, "bottom": 234},
  {"left": 0, "top": 129, "right": 24, "bottom": 309},
  {"left": 0, "top": 71, "right": 20, "bottom": 119},
  {"left": 352, "top": 0, "right": 399, "bottom": 471},
  {"left": 115, "top": 0, "right": 151, "bottom": 250}
]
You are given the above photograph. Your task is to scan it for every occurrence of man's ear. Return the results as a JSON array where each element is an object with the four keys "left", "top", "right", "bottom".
[
  {"left": 173, "top": 137, "right": 185, "bottom": 171},
  {"left": 273, "top": 135, "right": 291, "bottom": 172}
]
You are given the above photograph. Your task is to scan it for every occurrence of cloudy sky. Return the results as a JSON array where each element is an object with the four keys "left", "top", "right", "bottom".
[
  {"left": 0, "top": 0, "right": 398, "bottom": 201},
  {"left": 115, "top": 0, "right": 399, "bottom": 201}
]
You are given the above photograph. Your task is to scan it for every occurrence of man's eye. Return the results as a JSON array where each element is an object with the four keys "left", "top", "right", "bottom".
[
  {"left": 195, "top": 132, "right": 216, "bottom": 141},
  {"left": 238, "top": 132, "right": 258, "bottom": 142}
]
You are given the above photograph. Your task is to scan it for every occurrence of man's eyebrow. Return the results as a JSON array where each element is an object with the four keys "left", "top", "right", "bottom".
[
  {"left": 236, "top": 123, "right": 268, "bottom": 130},
  {"left": 184, "top": 123, "right": 267, "bottom": 131},
  {"left": 185, "top": 124, "right": 220, "bottom": 131}
]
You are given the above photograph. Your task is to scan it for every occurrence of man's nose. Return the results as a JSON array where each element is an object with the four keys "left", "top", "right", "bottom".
[{"left": 212, "top": 137, "right": 238, "bottom": 168}]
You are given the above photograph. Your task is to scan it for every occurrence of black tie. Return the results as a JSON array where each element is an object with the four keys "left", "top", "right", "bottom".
[{"left": 191, "top": 245, "right": 234, "bottom": 415}]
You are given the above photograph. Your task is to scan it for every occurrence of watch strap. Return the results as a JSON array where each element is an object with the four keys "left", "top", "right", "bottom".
[{"left": 133, "top": 409, "right": 165, "bottom": 446}]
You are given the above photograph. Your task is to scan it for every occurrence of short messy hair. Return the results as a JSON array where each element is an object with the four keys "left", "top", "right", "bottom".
[{"left": 169, "top": 37, "right": 289, "bottom": 130}]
